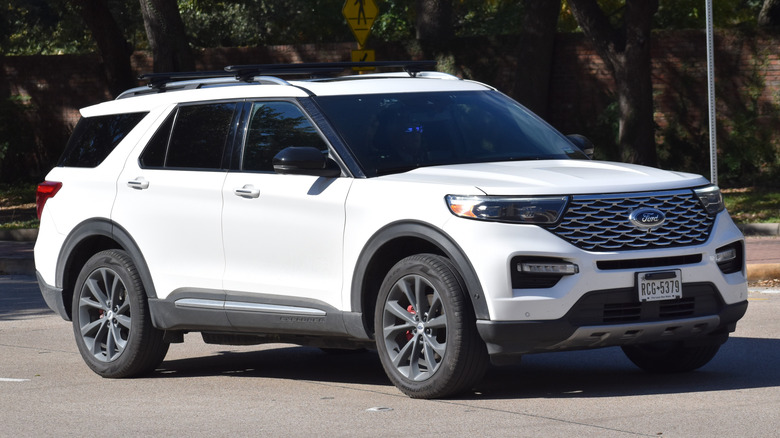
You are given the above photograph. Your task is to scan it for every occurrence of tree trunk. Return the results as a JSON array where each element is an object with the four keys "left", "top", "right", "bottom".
[
  {"left": 70, "top": 0, "right": 135, "bottom": 97},
  {"left": 759, "top": 0, "right": 780, "bottom": 26},
  {"left": 568, "top": 0, "right": 659, "bottom": 167},
  {"left": 512, "top": 0, "right": 561, "bottom": 118},
  {"left": 138, "top": 0, "right": 195, "bottom": 72},
  {"left": 415, "top": 0, "right": 453, "bottom": 43}
]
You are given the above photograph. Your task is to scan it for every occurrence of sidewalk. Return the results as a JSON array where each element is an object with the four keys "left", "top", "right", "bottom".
[{"left": 1, "top": 229, "right": 779, "bottom": 280}]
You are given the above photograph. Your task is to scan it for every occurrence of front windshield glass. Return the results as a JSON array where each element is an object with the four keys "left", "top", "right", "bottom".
[{"left": 313, "top": 90, "right": 585, "bottom": 177}]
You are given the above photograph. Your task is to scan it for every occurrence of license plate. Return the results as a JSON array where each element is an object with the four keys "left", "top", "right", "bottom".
[{"left": 637, "top": 270, "right": 682, "bottom": 302}]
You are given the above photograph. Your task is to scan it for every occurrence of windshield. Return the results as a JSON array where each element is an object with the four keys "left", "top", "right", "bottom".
[{"left": 313, "top": 90, "right": 585, "bottom": 177}]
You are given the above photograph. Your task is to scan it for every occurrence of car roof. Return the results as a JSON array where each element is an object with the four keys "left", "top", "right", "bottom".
[{"left": 81, "top": 62, "right": 494, "bottom": 117}]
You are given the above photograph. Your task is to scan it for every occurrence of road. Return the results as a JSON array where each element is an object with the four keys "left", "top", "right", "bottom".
[{"left": 1, "top": 274, "right": 778, "bottom": 437}]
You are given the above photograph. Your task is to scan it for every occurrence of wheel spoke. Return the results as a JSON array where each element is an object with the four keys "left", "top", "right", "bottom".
[
  {"left": 385, "top": 300, "right": 416, "bottom": 325},
  {"left": 396, "top": 278, "right": 416, "bottom": 311},
  {"left": 85, "top": 277, "right": 109, "bottom": 309}
]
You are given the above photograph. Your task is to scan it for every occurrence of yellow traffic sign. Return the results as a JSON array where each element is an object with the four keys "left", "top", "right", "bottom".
[
  {"left": 351, "top": 49, "right": 376, "bottom": 71},
  {"left": 343, "top": 0, "right": 378, "bottom": 47}
]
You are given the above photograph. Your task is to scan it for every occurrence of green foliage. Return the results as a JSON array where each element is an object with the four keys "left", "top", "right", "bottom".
[
  {"left": 655, "top": 0, "right": 763, "bottom": 29},
  {"left": 179, "top": 0, "right": 353, "bottom": 47}
]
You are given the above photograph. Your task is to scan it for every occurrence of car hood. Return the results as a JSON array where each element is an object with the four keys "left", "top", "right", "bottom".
[{"left": 380, "top": 160, "right": 711, "bottom": 195}]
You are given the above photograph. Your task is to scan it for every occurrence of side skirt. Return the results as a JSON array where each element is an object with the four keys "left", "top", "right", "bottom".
[{"left": 149, "top": 289, "right": 370, "bottom": 342}]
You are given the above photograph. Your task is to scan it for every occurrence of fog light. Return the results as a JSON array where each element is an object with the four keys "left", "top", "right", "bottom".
[
  {"left": 519, "top": 262, "right": 579, "bottom": 275},
  {"left": 715, "top": 247, "right": 737, "bottom": 263}
]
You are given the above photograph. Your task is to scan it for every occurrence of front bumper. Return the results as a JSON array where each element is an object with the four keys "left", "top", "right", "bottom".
[{"left": 477, "top": 283, "right": 748, "bottom": 359}]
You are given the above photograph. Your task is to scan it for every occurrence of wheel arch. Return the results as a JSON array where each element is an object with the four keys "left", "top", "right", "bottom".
[
  {"left": 56, "top": 219, "right": 156, "bottom": 320},
  {"left": 350, "top": 220, "right": 489, "bottom": 338}
]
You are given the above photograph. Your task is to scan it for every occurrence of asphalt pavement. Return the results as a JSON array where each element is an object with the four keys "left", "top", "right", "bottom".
[{"left": 1, "top": 226, "right": 779, "bottom": 280}]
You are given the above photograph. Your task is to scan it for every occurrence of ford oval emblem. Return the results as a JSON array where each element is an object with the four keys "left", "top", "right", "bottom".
[{"left": 629, "top": 208, "right": 666, "bottom": 229}]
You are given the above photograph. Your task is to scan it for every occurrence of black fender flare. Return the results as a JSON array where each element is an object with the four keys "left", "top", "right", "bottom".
[
  {"left": 56, "top": 218, "right": 158, "bottom": 299},
  {"left": 350, "top": 220, "right": 490, "bottom": 321}
]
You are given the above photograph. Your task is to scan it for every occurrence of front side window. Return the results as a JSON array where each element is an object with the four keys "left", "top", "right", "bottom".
[
  {"left": 140, "top": 102, "right": 238, "bottom": 170},
  {"left": 59, "top": 112, "right": 147, "bottom": 168},
  {"left": 242, "top": 101, "right": 328, "bottom": 172},
  {"left": 314, "top": 91, "right": 585, "bottom": 177}
]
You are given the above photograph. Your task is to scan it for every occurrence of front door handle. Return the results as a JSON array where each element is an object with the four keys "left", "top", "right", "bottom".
[
  {"left": 234, "top": 185, "right": 260, "bottom": 198},
  {"left": 127, "top": 177, "right": 149, "bottom": 190}
]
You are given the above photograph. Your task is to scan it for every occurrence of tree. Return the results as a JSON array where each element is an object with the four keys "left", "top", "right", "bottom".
[
  {"left": 513, "top": 0, "right": 561, "bottom": 118},
  {"left": 70, "top": 0, "right": 136, "bottom": 96},
  {"left": 567, "top": 0, "right": 658, "bottom": 167},
  {"left": 415, "top": 0, "right": 452, "bottom": 43},
  {"left": 138, "top": 0, "right": 194, "bottom": 72},
  {"left": 759, "top": 0, "right": 780, "bottom": 26}
]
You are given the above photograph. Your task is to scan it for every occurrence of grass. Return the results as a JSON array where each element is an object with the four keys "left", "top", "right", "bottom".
[
  {"left": 722, "top": 187, "right": 780, "bottom": 224},
  {"left": 0, "top": 183, "right": 38, "bottom": 230},
  {"left": 0, "top": 183, "right": 778, "bottom": 229}
]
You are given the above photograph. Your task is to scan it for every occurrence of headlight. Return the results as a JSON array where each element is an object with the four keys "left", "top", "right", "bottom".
[
  {"left": 694, "top": 185, "right": 725, "bottom": 215},
  {"left": 445, "top": 195, "right": 568, "bottom": 224}
]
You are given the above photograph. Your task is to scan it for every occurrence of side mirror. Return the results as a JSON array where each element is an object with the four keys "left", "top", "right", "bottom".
[
  {"left": 566, "top": 134, "right": 595, "bottom": 159},
  {"left": 273, "top": 147, "right": 341, "bottom": 177}
]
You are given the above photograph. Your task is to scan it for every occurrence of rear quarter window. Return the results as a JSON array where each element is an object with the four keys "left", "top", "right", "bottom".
[{"left": 58, "top": 112, "right": 148, "bottom": 168}]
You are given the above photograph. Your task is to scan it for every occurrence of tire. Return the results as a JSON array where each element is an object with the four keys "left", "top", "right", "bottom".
[
  {"left": 374, "top": 254, "right": 488, "bottom": 399},
  {"left": 72, "top": 249, "right": 169, "bottom": 378},
  {"left": 621, "top": 341, "right": 721, "bottom": 373}
]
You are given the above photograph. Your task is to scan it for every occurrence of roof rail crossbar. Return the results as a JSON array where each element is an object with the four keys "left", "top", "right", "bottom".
[
  {"left": 138, "top": 71, "right": 236, "bottom": 89},
  {"left": 225, "top": 60, "right": 438, "bottom": 79},
  {"left": 137, "top": 60, "right": 438, "bottom": 90}
]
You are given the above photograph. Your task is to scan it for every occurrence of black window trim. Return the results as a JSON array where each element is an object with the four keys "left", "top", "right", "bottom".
[
  {"left": 229, "top": 98, "right": 350, "bottom": 177},
  {"left": 138, "top": 99, "right": 242, "bottom": 172}
]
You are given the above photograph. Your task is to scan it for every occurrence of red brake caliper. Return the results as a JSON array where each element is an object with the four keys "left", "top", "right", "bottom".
[{"left": 405, "top": 305, "right": 416, "bottom": 341}]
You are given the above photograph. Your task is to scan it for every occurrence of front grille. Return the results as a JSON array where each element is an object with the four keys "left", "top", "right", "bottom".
[
  {"left": 567, "top": 284, "right": 722, "bottom": 326},
  {"left": 545, "top": 190, "right": 714, "bottom": 252}
]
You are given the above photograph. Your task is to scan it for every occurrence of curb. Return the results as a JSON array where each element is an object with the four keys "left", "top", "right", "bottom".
[
  {"left": 747, "top": 263, "right": 780, "bottom": 282},
  {"left": 0, "top": 229, "right": 38, "bottom": 242},
  {"left": 738, "top": 223, "right": 780, "bottom": 236},
  {"left": 0, "top": 258, "right": 35, "bottom": 276}
]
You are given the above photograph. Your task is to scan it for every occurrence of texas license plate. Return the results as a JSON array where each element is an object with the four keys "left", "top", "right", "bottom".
[{"left": 637, "top": 270, "right": 682, "bottom": 302}]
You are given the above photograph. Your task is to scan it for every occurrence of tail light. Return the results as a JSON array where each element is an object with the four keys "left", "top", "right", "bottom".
[{"left": 36, "top": 181, "right": 62, "bottom": 219}]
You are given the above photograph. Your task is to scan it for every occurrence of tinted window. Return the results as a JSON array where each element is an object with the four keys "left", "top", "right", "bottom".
[
  {"left": 314, "top": 91, "right": 585, "bottom": 177},
  {"left": 59, "top": 112, "right": 147, "bottom": 168},
  {"left": 139, "top": 111, "right": 174, "bottom": 168},
  {"left": 164, "top": 103, "right": 238, "bottom": 170},
  {"left": 242, "top": 102, "right": 327, "bottom": 172}
]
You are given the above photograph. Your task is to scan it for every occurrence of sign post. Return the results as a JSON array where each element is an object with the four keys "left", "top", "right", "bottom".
[
  {"left": 705, "top": 0, "right": 718, "bottom": 184},
  {"left": 342, "top": 0, "right": 378, "bottom": 69}
]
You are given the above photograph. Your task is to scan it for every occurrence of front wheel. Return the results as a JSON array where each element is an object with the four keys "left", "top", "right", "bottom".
[
  {"left": 374, "top": 254, "right": 488, "bottom": 399},
  {"left": 72, "top": 249, "right": 169, "bottom": 378},
  {"left": 622, "top": 341, "right": 721, "bottom": 373}
]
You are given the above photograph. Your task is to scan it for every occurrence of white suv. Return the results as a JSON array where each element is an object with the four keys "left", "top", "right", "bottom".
[{"left": 35, "top": 61, "right": 748, "bottom": 399}]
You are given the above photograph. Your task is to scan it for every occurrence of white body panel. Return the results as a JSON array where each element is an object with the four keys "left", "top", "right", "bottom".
[{"left": 221, "top": 173, "right": 352, "bottom": 306}]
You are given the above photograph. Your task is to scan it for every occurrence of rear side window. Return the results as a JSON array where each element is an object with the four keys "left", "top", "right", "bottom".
[
  {"left": 59, "top": 112, "right": 147, "bottom": 168},
  {"left": 140, "top": 102, "right": 238, "bottom": 170}
]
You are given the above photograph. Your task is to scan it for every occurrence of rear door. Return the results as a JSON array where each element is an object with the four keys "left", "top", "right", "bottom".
[{"left": 113, "top": 102, "right": 240, "bottom": 299}]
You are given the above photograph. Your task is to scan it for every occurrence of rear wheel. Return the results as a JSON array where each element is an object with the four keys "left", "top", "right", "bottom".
[
  {"left": 72, "top": 249, "right": 169, "bottom": 378},
  {"left": 374, "top": 254, "right": 488, "bottom": 399},
  {"left": 622, "top": 341, "right": 721, "bottom": 373}
]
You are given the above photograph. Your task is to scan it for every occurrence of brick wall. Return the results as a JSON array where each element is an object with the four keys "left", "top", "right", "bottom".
[{"left": 1, "top": 30, "right": 778, "bottom": 181}]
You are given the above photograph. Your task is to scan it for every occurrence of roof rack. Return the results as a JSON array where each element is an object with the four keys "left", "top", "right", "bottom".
[{"left": 137, "top": 60, "right": 438, "bottom": 90}]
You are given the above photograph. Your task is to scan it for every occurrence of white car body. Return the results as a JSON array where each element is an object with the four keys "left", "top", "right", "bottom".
[{"left": 34, "top": 62, "right": 748, "bottom": 398}]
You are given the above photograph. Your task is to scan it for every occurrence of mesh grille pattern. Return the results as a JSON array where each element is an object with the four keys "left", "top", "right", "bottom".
[{"left": 545, "top": 190, "right": 713, "bottom": 252}]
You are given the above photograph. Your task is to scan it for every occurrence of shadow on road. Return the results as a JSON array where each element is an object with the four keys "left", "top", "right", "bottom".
[
  {"left": 0, "top": 275, "right": 52, "bottom": 320},
  {"left": 152, "top": 335, "right": 780, "bottom": 399}
]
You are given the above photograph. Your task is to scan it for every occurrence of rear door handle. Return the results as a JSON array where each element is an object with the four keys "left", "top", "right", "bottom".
[
  {"left": 234, "top": 185, "right": 260, "bottom": 198},
  {"left": 127, "top": 178, "right": 149, "bottom": 190}
]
